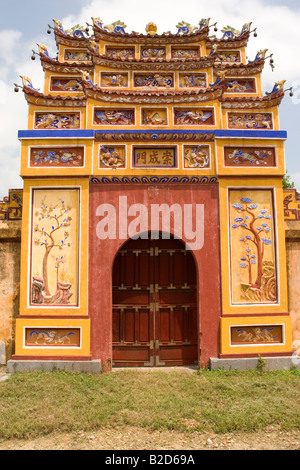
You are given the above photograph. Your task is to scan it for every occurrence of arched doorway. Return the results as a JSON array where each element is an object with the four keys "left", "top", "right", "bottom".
[{"left": 112, "top": 234, "right": 198, "bottom": 367}]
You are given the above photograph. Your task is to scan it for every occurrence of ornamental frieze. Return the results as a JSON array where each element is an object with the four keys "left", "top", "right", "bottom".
[
  {"left": 224, "top": 147, "right": 276, "bottom": 167},
  {"left": 94, "top": 131, "right": 215, "bottom": 142},
  {"left": 228, "top": 112, "right": 273, "bottom": 130},
  {"left": 30, "top": 147, "right": 85, "bottom": 167},
  {"left": 90, "top": 175, "right": 218, "bottom": 184},
  {"left": 34, "top": 112, "right": 81, "bottom": 129}
]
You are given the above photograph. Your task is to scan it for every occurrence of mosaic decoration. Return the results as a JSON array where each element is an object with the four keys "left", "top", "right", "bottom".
[
  {"left": 224, "top": 147, "right": 276, "bottom": 167},
  {"left": 179, "top": 73, "right": 206, "bottom": 88},
  {"left": 226, "top": 78, "right": 256, "bottom": 93},
  {"left": 99, "top": 145, "right": 125, "bottom": 168},
  {"left": 30, "top": 189, "right": 79, "bottom": 306},
  {"left": 30, "top": 147, "right": 84, "bottom": 167},
  {"left": 34, "top": 112, "right": 80, "bottom": 129},
  {"left": 94, "top": 109, "right": 135, "bottom": 125},
  {"left": 64, "top": 50, "right": 90, "bottom": 61},
  {"left": 25, "top": 328, "right": 80, "bottom": 347},
  {"left": 134, "top": 73, "right": 173, "bottom": 87},
  {"left": 100, "top": 72, "right": 128, "bottom": 87},
  {"left": 141, "top": 48, "right": 166, "bottom": 58},
  {"left": 50, "top": 77, "right": 82, "bottom": 92},
  {"left": 171, "top": 47, "right": 200, "bottom": 59},
  {"left": 174, "top": 108, "right": 214, "bottom": 125},
  {"left": 141, "top": 108, "right": 168, "bottom": 125},
  {"left": 215, "top": 51, "right": 241, "bottom": 63},
  {"left": 90, "top": 175, "right": 218, "bottom": 184},
  {"left": 231, "top": 326, "right": 283, "bottom": 345},
  {"left": 0, "top": 189, "right": 23, "bottom": 221},
  {"left": 184, "top": 145, "right": 210, "bottom": 168},
  {"left": 105, "top": 47, "right": 135, "bottom": 58},
  {"left": 283, "top": 189, "right": 300, "bottom": 221},
  {"left": 228, "top": 113, "right": 273, "bottom": 130},
  {"left": 229, "top": 190, "right": 277, "bottom": 304},
  {"left": 133, "top": 147, "right": 176, "bottom": 168}
]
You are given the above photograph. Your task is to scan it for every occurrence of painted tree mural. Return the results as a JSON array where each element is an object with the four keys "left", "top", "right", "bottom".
[
  {"left": 231, "top": 195, "right": 277, "bottom": 303},
  {"left": 32, "top": 196, "right": 74, "bottom": 304}
]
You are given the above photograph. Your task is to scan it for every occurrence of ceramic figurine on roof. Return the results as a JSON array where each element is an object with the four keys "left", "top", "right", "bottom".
[
  {"left": 176, "top": 21, "right": 198, "bottom": 35},
  {"left": 91, "top": 17, "right": 105, "bottom": 29},
  {"left": 221, "top": 22, "right": 251, "bottom": 39},
  {"left": 104, "top": 20, "right": 127, "bottom": 34},
  {"left": 266, "top": 80, "right": 286, "bottom": 95},
  {"left": 145, "top": 22, "right": 157, "bottom": 36},
  {"left": 36, "top": 43, "right": 55, "bottom": 60},
  {"left": 20, "top": 76, "right": 40, "bottom": 92},
  {"left": 250, "top": 49, "right": 268, "bottom": 63},
  {"left": 80, "top": 70, "right": 97, "bottom": 87},
  {"left": 198, "top": 18, "right": 210, "bottom": 30},
  {"left": 53, "top": 19, "right": 87, "bottom": 37}
]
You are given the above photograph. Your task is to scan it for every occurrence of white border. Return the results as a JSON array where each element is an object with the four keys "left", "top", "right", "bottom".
[
  {"left": 173, "top": 105, "right": 216, "bottom": 127},
  {"left": 130, "top": 144, "right": 179, "bottom": 170},
  {"left": 98, "top": 143, "right": 127, "bottom": 170},
  {"left": 227, "top": 186, "right": 280, "bottom": 307},
  {"left": 133, "top": 71, "right": 175, "bottom": 89},
  {"left": 223, "top": 144, "right": 278, "bottom": 169},
  {"left": 99, "top": 70, "right": 130, "bottom": 88},
  {"left": 28, "top": 144, "right": 86, "bottom": 169},
  {"left": 226, "top": 110, "right": 275, "bottom": 131},
  {"left": 28, "top": 185, "right": 82, "bottom": 309},
  {"left": 23, "top": 326, "right": 82, "bottom": 350},
  {"left": 229, "top": 323, "right": 285, "bottom": 348},
  {"left": 140, "top": 107, "right": 169, "bottom": 127},
  {"left": 92, "top": 106, "right": 136, "bottom": 127},
  {"left": 182, "top": 143, "right": 212, "bottom": 170},
  {"left": 33, "top": 110, "right": 82, "bottom": 131}
]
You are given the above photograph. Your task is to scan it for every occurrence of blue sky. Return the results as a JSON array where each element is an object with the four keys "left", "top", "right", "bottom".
[{"left": 0, "top": 0, "right": 300, "bottom": 198}]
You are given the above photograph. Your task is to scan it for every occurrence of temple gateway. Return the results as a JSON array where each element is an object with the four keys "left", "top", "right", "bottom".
[{"left": 6, "top": 17, "right": 299, "bottom": 371}]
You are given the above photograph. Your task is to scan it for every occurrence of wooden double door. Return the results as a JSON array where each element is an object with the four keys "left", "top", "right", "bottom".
[{"left": 112, "top": 236, "right": 198, "bottom": 367}]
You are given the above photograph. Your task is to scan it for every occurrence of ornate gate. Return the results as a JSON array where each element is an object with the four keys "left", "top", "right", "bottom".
[{"left": 112, "top": 236, "right": 198, "bottom": 366}]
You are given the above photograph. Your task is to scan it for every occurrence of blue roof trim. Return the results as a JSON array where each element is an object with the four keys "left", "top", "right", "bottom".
[
  {"left": 214, "top": 130, "right": 287, "bottom": 139},
  {"left": 18, "top": 129, "right": 287, "bottom": 139},
  {"left": 18, "top": 130, "right": 94, "bottom": 139}
]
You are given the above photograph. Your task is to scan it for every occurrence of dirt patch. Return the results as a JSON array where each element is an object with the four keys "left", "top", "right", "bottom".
[{"left": 0, "top": 427, "right": 299, "bottom": 450}]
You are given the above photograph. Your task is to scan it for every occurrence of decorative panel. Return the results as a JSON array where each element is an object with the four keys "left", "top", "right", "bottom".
[
  {"left": 30, "top": 147, "right": 84, "bottom": 167},
  {"left": 224, "top": 147, "right": 276, "bottom": 167},
  {"left": 179, "top": 73, "right": 206, "bottom": 88},
  {"left": 64, "top": 49, "right": 89, "bottom": 61},
  {"left": 34, "top": 112, "right": 81, "bottom": 130},
  {"left": 174, "top": 108, "right": 214, "bottom": 125},
  {"left": 105, "top": 47, "right": 135, "bottom": 58},
  {"left": 228, "top": 112, "right": 273, "bottom": 130},
  {"left": 30, "top": 188, "right": 80, "bottom": 306},
  {"left": 140, "top": 47, "right": 166, "bottom": 59},
  {"left": 231, "top": 325, "right": 283, "bottom": 345},
  {"left": 100, "top": 72, "right": 128, "bottom": 87},
  {"left": 184, "top": 145, "right": 210, "bottom": 168},
  {"left": 171, "top": 47, "right": 200, "bottom": 59},
  {"left": 141, "top": 108, "right": 168, "bottom": 125},
  {"left": 229, "top": 189, "right": 278, "bottom": 304},
  {"left": 50, "top": 77, "right": 82, "bottom": 92},
  {"left": 226, "top": 78, "right": 256, "bottom": 93},
  {"left": 133, "top": 147, "right": 177, "bottom": 168},
  {"left": 94, "top": 109, "right": 135, "bottom": 125},
  {"left": 25, "top": 328, "right": 81, "bottom": 347},
  {"left": 99, "top": 145, "right": 126, "bottom": 169},
  {"left": 134, "top": 73, "right": 173, "bottom": 88},
  {"left": 215, "top": 50, "right": 241, "bottom": 63}
]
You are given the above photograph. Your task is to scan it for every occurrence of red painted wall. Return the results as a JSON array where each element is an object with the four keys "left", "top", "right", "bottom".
[{"left": 89, "top": 183, "right": 221, "bottom": 369}]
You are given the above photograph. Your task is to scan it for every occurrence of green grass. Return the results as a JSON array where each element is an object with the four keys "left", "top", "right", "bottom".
[{"left": 0, "top": 368, "right": 299, "bottom": 440}]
